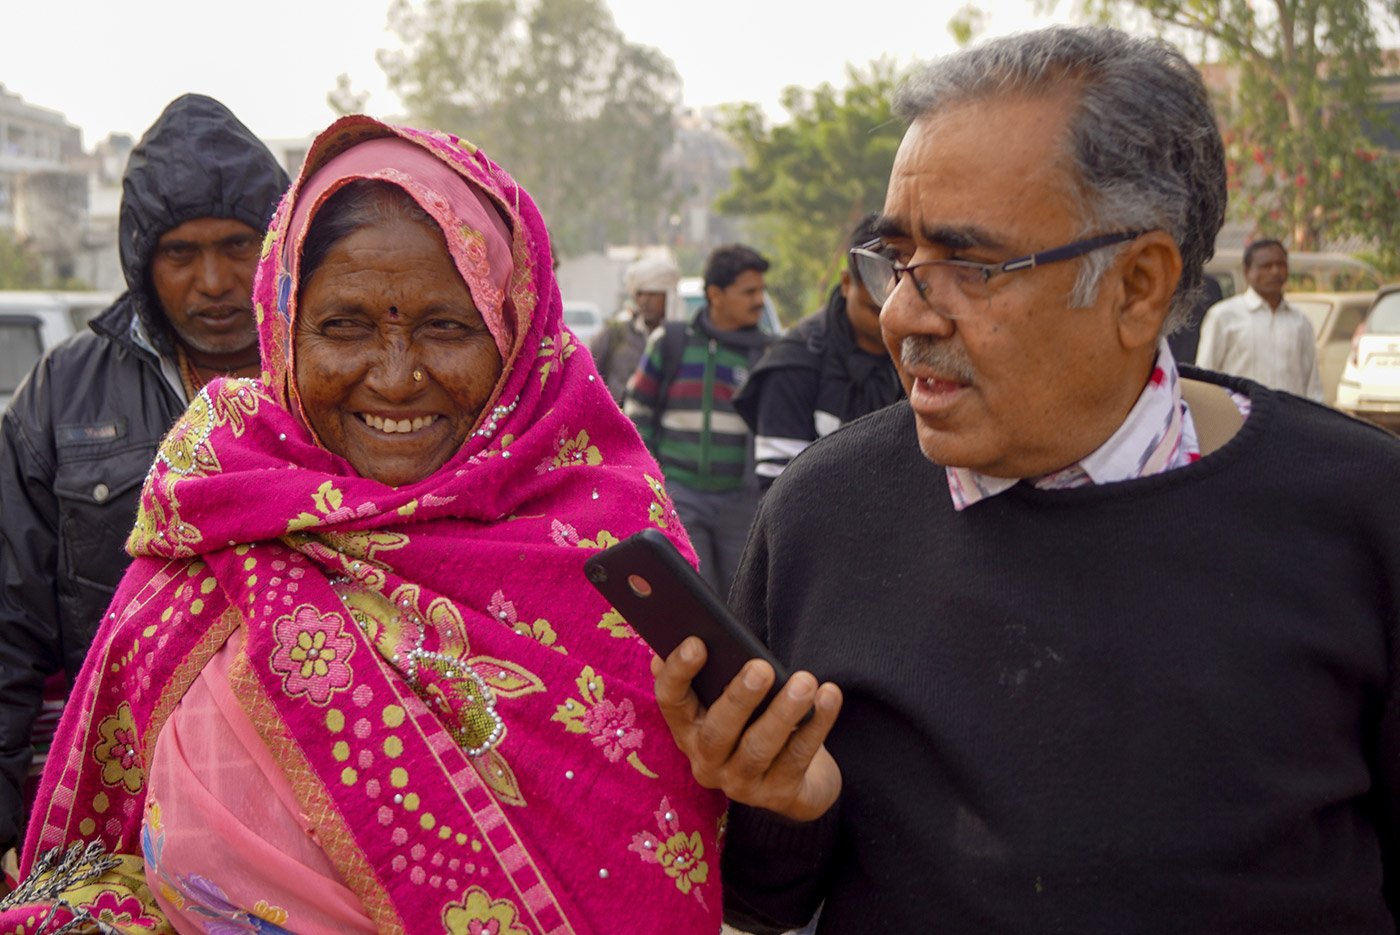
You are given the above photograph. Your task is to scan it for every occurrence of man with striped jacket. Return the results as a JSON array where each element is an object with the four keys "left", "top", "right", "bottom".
[{"left": 624, "top": 244, "right": 774, "bottom": 594}]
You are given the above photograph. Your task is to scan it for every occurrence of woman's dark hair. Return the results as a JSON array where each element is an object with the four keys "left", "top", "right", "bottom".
[
  {"left": 298, "top": 180, "right": 437, "bottom": 291},
  {"left": 702, "top": 244, "right": 771, "bottom": 291}
]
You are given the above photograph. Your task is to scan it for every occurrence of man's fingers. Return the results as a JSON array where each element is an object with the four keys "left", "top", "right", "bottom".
[
  {"left": 693, "top": 660, "right": 775, "bottom": 765},
  {"left": 729, "top": 670, "right": 817, "bottom": 773},
  {"left": 765, "top": 682, "right": 843, "bottom": 791},
  {"left": 652, "top": 637, "right": 706, "bottom": 736}
]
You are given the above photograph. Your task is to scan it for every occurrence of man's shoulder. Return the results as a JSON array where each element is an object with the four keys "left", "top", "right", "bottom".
[
  {"left": 1203, "top": 292, "right": 1249, "bottom": 319},
  {"left": 1189, "top": 367, "right": 1400, "bottom": 467}
]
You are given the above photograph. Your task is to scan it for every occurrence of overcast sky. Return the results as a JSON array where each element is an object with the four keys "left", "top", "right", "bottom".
[{"left": 3, "top": 0, "right": 1078, "bottom": 146}]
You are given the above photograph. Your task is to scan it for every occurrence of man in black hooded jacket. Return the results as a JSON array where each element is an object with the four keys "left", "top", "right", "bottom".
[
  {"left": 733, "top": 215, "right": 903, "bottom": 490},
  {"left": 0, "top": 94, "right": 288, "bottom": 858}
]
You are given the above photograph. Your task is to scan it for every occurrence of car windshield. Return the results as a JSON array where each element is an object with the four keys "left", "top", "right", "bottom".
[
  {"left": 564, "top": 309, "right": 598, "bottom": 325},
  {"left": 1366, "top": 294, "right": 1400, "bottom": 334}
]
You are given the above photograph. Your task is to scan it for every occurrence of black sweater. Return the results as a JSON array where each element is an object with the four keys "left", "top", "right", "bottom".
[{"left": 722, "top": 373, "right": 1400, "bottom": 934}]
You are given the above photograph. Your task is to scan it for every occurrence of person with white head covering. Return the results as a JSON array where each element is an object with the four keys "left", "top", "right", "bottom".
[{"left": 589, "top": 255, "right": 680, "bottom": 402}]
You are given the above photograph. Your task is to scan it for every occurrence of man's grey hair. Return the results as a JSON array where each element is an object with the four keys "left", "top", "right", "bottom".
[{"left": 894, "top": 26, "right": 1226, "bottom": 334}]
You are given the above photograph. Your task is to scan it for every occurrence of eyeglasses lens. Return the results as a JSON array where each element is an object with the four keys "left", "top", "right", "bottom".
[{"left": 853, "top": 252, "right": 894, "bottom": 306}]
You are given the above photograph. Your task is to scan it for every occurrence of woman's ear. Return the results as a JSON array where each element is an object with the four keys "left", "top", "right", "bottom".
[{"left": 1113, "top": 230, "right": 1181, "bottom": 352}]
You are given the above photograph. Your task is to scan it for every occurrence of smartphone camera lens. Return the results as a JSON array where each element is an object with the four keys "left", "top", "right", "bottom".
[
  {"left": 585, "top": 564, "right": 608, "bottom": 584},
  {"left": 627, "top": 574, "right": 652, "bottom": 598}
]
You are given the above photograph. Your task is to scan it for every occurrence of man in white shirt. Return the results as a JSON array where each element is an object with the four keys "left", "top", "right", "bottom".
[{"left": 1196, "top": 239, "right": 1323, "bottom": 400}]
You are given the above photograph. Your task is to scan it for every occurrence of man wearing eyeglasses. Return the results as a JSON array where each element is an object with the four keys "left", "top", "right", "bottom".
[{"left": 653, "top": 25, "right": 1400, "bottom": 934}]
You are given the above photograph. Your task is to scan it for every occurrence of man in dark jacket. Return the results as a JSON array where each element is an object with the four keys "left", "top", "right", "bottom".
[
  {"left": 0, "top": 94, "right": 288, "bottom": 857},
  {"left": 733, "top": 215, "right": 903, "bottom": 489}
]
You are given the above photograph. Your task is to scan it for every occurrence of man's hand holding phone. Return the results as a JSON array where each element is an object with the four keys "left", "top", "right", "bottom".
[{"left": 651, "top": 636, "right": 843, "bottom": 823}]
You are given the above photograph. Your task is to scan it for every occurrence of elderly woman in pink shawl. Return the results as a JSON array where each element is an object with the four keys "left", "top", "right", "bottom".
[{"left": 0, "top": 117, "right": 726, "bottom": 934}]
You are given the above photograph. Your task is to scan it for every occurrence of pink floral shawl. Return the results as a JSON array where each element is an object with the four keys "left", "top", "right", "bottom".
[{"left": 2, "top": 117, "right": 725, "bottom": 935}]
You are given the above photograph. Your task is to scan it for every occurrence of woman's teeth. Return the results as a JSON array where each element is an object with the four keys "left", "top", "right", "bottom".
[{"left": 361, "top": 413, "right": 438, "bottom": 434}]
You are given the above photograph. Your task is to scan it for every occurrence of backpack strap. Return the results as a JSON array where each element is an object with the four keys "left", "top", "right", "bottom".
[
  {"left": 653, "top": 321, "right": 690, "bottom": 407},
  {"left": 1180, "top": 377, "right": 1244, "bottom": 456}
]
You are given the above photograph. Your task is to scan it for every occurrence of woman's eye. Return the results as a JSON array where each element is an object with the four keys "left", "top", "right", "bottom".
[
  {"left": 321, "top": 318, "right": 370, "bottom": 336},
  {"left": 424, "top": 319, "right": 470, "bottom": 335}
]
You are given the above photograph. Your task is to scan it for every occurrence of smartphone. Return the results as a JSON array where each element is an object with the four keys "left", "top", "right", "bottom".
[{"left": 584, "top": 529, "right": 801, "bottom": 719}]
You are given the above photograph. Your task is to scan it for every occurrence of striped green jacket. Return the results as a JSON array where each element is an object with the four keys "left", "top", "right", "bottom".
[{"left": 622, "top": 310, "right": 772, "bottom": 492}]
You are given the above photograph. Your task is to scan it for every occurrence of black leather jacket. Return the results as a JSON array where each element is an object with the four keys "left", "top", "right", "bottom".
[{"left": 0, "top": 94, "right": 287, "bottom": 848}]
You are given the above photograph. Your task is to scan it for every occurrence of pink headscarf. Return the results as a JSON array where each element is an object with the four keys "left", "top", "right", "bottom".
[{"left": 6, "top": 118, "right": 725, "bottom": 935}]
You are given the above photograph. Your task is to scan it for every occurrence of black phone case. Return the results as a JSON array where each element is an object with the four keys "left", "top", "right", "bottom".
[{"left": 583, "top": 529, "right": 792, "bottom": 712}]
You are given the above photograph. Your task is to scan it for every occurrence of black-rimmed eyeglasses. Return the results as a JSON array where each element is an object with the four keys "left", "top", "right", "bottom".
[{"left": 849, "top": 230, "right": 1143, "bottom": 316}]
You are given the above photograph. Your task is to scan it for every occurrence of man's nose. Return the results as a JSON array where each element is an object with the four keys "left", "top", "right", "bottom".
[
  {"left": 194, "top": 251, "right": 236, "bottom": 298},
  {"left": 880, "top": 278, "right": 956, "bottom": 340}
]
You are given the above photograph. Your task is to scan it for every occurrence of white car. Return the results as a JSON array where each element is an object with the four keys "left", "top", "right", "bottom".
[
  {"left": 0, "top": 291, "right": 115, "bottom": 411},
  {"left": 1286, "top": 291, "right": 1375, "bottom": 405},
  {"left": 562, "top": 300, "right": 604, "bottom": 345},
  {"left": 1335, "top": 286, "right": 1400, "bottom": 432}
]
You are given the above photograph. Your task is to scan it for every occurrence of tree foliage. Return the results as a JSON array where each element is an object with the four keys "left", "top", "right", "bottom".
[
  {"left": 377, "top": 0, "right": 682, "bottom": 257},
  {"left": 1080, "top": 0, "right": 1400, "bottom": 262},
  {"left": 0, "top": 232, "right": 45, "bottom": 290},
  {"left": 716, "top": 62, "right": 907, "bottom": 321}
]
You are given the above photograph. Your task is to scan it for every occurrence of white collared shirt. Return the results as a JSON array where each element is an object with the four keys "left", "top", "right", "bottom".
[
  {"left": 946, "top": 341, "right": 1249, "bottom": 511},
  {"left": 1195, "top": 288, "right": 1322, "bottom": 400}
]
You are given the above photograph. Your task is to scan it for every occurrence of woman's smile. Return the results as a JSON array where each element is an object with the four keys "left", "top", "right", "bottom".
[
  {"left": 357, "top": 411, "right": 442, "bottom": 434},
  {"left": 294, "top": 211, "right": 503, "bottom": 487}
]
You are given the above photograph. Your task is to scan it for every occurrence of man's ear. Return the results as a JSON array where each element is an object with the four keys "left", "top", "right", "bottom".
[
  {"left": 704, "top": 283, "right": 720, "bottom": 307},
  {"left": 1112, "top": 231, "right": 1180, "bottom": 352},
  {"left": 839, "top": 268, "right": 852, "bottom": 301}
]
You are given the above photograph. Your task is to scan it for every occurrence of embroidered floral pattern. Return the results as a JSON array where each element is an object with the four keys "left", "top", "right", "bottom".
[
  {"left": 442, "top": 886, "right": 530, "bottom": 935},
  {"left": 86, "top": 888, "right": 163, "bottom": 928},
  {"left": 269, "top": 605, "right": 355, "bottom": 704},
  {"left": 158, "top": 391, "right": 220, "bottom": 477},
  {"left": 210, "top": 379, "right": 269, "bottom": 437},
  {"left": 645, "top": 473, "right": 674, "bottom": 529},
  {"left": 536, "top": 428, "right": 602, "bottom": 474},
  {"left": 144, "top": 793, "right": 290, "bottom": 932},
  {"left": 487, "top": 589, "right": 566, "bottom": 653},
  {"left": 596, "top": 608, "right": 634, "bottom": 638},
  {"left": 535, "top": 332, "right": 577, "bottom": 387},
  {"left": 581, "top": 698, "right": 644, "bottom": 762},
  {"left": 176, "top": 873, "right": 295, "bottom": 934},
  {"left": 552, "top": 666, "right": 656, "bottom": 778},
  {"left": 94, "top": 702, "right": 144, "bottom": 793},
  {"left": 628, "top": 797, "right": 711, "bottom": 906},
  {"left": 547, "top": 519, "right": 617, "bottom": 551},
  {"left": 286, "top": 480, "right": 384, "bottom": 533},
  {"left": 127, "top": 482, "right": 204, "bottom": 559}
]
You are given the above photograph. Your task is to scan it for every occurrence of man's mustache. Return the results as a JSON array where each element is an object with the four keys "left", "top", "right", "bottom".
[{"left": 900, "top": 335, "right": 975, "bottom": 383}]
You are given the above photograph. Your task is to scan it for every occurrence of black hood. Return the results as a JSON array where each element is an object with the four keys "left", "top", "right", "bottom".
[{"left": 118, "top": 94, "right": 289, "bottom": 353}]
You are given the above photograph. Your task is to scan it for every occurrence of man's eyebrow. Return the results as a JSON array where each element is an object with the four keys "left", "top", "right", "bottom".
[
  {"left": 921, "top": 224, "right": 1008, "bottom": 252},
  {"left": 870, "top": 215, "right": 905, "bottom": 241},
  {"left": 870, "top": 217, "right": 1009, "bottom": 253}
]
